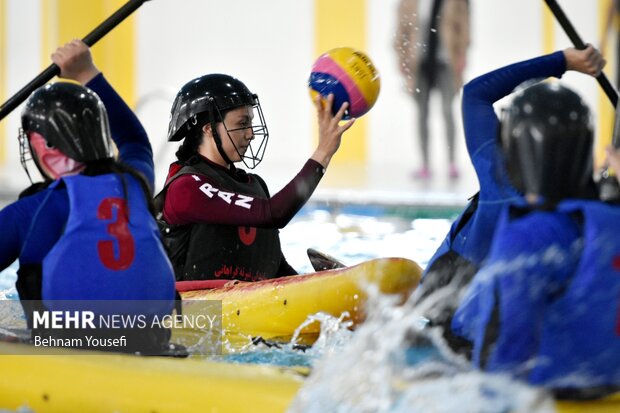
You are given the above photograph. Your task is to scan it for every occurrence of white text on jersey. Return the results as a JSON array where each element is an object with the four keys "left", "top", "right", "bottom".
[{"left": 199, "top": 182, "right": 253, "bottom": 209}]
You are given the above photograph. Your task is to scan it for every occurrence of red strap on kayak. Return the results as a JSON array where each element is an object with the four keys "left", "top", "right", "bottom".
[{"left": 175, "top": 279, "right": 233, "bottom": 292}]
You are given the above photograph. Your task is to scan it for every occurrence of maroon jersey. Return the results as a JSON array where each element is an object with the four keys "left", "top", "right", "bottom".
[{"left": 159, "top": 156, "right": 324, "bottom": 280}]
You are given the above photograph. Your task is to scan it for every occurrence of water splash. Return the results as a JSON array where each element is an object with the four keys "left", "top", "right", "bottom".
[
  {"left": 211, "top": 311, "right": 355, "bottom": 368},
  {"left": 290, "top": 311, "right": 354, "bottom": 360},
  {"left": 288, "top": 282, "right": 557, "bottom": 413},
  {"left": 0, "top": 262, "right": 18, "bottom": 300},
  {"left": 390, "top": 373, "right": 555, "bottom": 413}
]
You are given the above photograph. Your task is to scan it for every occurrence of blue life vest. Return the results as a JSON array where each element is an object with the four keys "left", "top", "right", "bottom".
[
  {"left": 532, "top": 200, "right": 620, "bottom": 388},
  {"left": 467, "top": 200, "right": 620, "bottom": 390},
  {"left": 41, "top": 174, "right": 175, "bottom": 316}
]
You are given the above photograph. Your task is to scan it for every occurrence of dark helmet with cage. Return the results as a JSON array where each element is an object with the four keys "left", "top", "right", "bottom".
[
  {"left": 167, "top": 73, "right": 269, "bottom": 169},
  {"left": 20, "top": 82, "right": 113, "bottom": 181},
  {"left": 500, "top": 81, "right": 594, "bottom": 202}
]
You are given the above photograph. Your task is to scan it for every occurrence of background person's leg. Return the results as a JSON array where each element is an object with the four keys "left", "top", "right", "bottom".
[
  {"left": 414, "top": 70, "right": 432, "bottom": 179},
  {"left": 437, "top": 63, "right": 458, "bottom": 179}
]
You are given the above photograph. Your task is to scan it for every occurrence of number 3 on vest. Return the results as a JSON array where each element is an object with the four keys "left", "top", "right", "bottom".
[{"left": 97, "top": 197, "right": 136, "bottom": 271}]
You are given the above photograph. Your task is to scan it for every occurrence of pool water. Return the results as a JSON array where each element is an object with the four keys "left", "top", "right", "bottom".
[
  {"left": 0, "top": 202, "right": 455, "bottom": 298},
  {"left": 280, "top": 203, "right": 457, "bottom": 274},
  {"left": 287, "top": 281, "right": 557, "bottom": 413},
  {"left": 267, "top": 204, "right": 559, "bottom": 412},
  {"left": 0, "top": 203, "right": 561, "bottom": 412},
  {"left": 212, "top": 203, "right": 455, "bottom": 368},
  {"left": 0, "top": 202, "right": 455, "bottom": 365}
]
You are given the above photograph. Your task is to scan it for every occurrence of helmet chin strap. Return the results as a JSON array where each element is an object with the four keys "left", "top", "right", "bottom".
[
  {"left": 211, "top": 122, "right": 233, "bottom": 166},
  {"left": 205, "top": 103, "right": 234, "bottom": 167}
]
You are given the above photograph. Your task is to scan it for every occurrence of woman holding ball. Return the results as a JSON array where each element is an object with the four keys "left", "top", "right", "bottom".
[{"left": 157, "top": 73, "right": 355, "bottom": 282}]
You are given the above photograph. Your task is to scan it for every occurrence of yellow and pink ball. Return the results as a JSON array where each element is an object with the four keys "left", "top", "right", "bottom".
[{"left": 308, "top": 47, "right": 381, "bottom": 119}]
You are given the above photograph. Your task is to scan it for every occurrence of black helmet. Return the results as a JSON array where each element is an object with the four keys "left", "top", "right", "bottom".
[
  {"left": 21, "top": 82, "right": 113, "bottom": 162},
  {"left": 168, "top": 74, "right": 258, "bottom": 142},
  {"left": 167, "top": 74, "right": 269, "bottom": 169},
  {"left": 500, "top": 82, "right": 593, "bottom": 201}
]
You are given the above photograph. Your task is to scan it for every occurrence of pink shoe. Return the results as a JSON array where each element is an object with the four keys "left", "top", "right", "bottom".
[
  {"left": 413, "top": 166, "right": 431, "bottom": 180},
  {"left": 449, "top": 164, "right": 459, "bottom": 179}
]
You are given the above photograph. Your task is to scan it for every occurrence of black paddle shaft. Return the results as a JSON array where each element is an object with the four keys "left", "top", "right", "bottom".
[
  {"left": 544, "top": 0, "right": 618, "bottom": 108},
  {"left": 0, "top": 0, "right": 151, "bottom": 121}
]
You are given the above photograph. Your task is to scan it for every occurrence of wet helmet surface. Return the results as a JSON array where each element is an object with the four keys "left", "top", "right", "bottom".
[
  {"left": 500, "top": 82, "right": 593, "bottom": 201},
  {"left": 167, "top": 74, "right": 258, "bottom": 142},
  {"left": 21, "top": 82, "right": 113, "bottom": 162}
]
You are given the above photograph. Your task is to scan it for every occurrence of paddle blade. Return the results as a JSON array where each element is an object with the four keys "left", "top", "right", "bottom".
[{"left": 307, "top": 248, "right": 346, "bottom": 272}]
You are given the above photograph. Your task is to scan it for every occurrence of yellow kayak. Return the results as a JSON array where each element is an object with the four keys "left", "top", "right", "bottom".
[
  {"left": 0, "top": 341, "right": 304, "bottom": 413},
  {"left": 176, "top": 257, "right": 422, "bottom": 350},
  {"left": 2, "top": 254, "right": 615, "bottom": 413},
  {"left": 556, "top": 394, "right": 620, "bottom": 413},
  {"left": 2, "top": 338, "right": 618, "bottom": 413},
  {"left": 0, "top": 258, "right": 421, "bottom": 412}
]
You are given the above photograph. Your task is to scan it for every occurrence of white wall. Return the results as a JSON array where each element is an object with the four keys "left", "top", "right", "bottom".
[
  {"left": 135, "top": 0, "right": 315, "bottom": 192},
  {"left": 0, "top": 0, "right": 608, "bottom": 196},
  {"left": 2, "top": 0, "right": 42, "bottom": 190}
]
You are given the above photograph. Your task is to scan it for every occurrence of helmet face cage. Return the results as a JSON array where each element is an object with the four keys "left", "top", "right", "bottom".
[
  {"left": 167, "top": 74, "right": 270, "bottom": 168},
  {"left": 215, "top": 95, "right": 269, "bottom": 169},
  {"left": 18, "top": 128, "right": 35, "bottom": 184}
]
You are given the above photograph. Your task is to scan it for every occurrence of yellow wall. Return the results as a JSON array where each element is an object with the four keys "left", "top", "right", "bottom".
[
  {"left": 40, "top": 0, "right": 136, "bottom": 106},
  {"left": 0, "top": 0, "right": 6, "bottom": 164},
  {"left": 598, "top": 0, "right": 614, "bottom": 168},
  {"left": 543, "top": 0, "right": 614, "bottom": 168},
  {"left": 314, "top": 0, "right": 367, "bottom": 165},
  {"left": 542, "top": 2, "right": 555, "bottom": 54}
]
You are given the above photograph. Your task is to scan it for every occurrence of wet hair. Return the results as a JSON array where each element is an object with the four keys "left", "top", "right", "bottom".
[
  {"left": 175, "top": 125, "right": 205, "bottom": 164},
  {"left": 82, "top": 158, "right": 156, "bottom": 217},
  {"left": 19, "top": 157, "right": 156, "bottom": 219},
  {"left": 18, "top": 181, "right": 53, "bottom": 199},
  {"left": 174, "top": 109, "right": 232, "bottom": 164}
]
